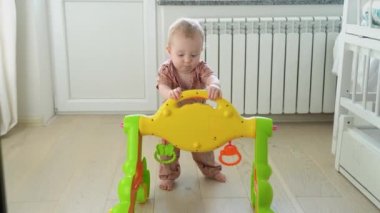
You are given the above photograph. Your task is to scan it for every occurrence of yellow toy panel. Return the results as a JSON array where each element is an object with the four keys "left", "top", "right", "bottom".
[{"left": 139, "top": 90, "right": 256, "bottom": 152}]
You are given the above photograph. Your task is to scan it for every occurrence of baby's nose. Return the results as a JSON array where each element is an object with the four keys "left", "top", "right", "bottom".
[{"left": 184, "top": 56, "right": 191, "bottom": 63}]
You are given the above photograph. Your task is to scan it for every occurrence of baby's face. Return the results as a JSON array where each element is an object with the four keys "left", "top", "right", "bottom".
[{"left": 167, "top": 33, "right": 203, "bottom": 74}]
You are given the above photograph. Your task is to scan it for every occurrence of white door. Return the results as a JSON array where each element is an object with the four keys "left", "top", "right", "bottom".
[{"left": 49, "top": 0, "right": 157, "bottom": 112}]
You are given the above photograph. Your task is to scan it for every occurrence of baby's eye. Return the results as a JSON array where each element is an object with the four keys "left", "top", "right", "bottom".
[
  {"left": 191, "top": 54, "right": 198, "bottom": 58},
  {"left": 178, "top": 54, "right": 184, "bottom": 57}
]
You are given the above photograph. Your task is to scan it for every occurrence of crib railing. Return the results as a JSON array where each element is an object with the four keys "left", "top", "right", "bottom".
[{"left": 339, "top": 33, "right": 380, "bottom": 128}]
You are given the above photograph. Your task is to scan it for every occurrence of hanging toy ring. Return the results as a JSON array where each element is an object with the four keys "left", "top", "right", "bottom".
[{"left": 218, "top": 142, "right": 242, "bottom": 166}]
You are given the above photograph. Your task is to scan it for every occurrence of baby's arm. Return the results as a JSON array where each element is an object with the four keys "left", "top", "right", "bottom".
[
  {"left": 158, "top": 84, "right": 182, "bottom": 100},
  {"left": 206, "top": 75, "right": 222, "bottom": 100}
]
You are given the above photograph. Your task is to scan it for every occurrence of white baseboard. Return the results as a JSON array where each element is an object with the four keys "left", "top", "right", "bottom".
[
  {"left": 18, "top": 117, "right": 44, "bottom": 126},
  {"left": 244, "top": 113, "right": 334, "bottom": 123}
]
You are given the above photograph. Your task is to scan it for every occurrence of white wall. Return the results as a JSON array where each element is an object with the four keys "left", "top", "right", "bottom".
[
  {"left": 15, "top": 2, "right": 342, "bottom": 123},
  {"left": 16, "top": 0, "right": 54, "bottom": 125}
]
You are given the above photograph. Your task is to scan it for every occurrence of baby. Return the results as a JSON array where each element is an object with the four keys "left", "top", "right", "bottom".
[{"left": 156, "top": 18, "right": 227, "bottom": 191}]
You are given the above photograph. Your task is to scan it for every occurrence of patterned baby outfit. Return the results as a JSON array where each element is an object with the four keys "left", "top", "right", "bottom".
[{"left": 156, "top": 60, "right": 223, "bottom": 182}]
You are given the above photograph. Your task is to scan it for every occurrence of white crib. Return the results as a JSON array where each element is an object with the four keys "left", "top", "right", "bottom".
[{"left": 333, "top": 0, "right": 380, "bottom": 208}]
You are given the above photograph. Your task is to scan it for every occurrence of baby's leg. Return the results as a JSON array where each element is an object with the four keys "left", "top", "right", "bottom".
[
  {"left": 158, "top": 145, "right": 181, "bottom": 191},
  {"left": 192, "top": 151, "right": 226, "bottom": 182}
]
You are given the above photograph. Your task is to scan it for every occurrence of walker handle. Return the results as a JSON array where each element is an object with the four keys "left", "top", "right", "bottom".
[{"left": 165, "top": 89, "right": 229, "bottom": 110}]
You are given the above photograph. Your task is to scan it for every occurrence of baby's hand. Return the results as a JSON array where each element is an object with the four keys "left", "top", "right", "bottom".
[
  {"left": 169, "top": 87, "right": 182, "bottom": 100},
  {"left": 207, "top": 84, "right": 222, "bottom": 100}
]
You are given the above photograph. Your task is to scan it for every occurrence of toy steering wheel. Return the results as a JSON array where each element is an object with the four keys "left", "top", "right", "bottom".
[{"left": 139, "top": 90, "right": 256, "bottom": 152}]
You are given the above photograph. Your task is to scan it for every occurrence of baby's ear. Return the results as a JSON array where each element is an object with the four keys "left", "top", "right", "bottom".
[{"left": 166, "top": 46, "right": 171, "bottom": 54}]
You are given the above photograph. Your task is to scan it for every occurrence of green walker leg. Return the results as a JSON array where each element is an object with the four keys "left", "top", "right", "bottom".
[
  {"left": 110, "top": 115, "right": 150, "bottom": 213},
  {"left": 251, "top": 117, "right": 274, "bottom": 213}
]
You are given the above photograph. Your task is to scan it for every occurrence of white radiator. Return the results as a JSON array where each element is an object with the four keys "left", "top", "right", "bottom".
[{"left": 200, "top": 17, "right": 341, "bottom": 114}]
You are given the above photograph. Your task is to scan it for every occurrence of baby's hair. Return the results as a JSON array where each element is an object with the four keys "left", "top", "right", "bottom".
[{"left": 167, "top": 18, "right": 204, "bottom": 46}]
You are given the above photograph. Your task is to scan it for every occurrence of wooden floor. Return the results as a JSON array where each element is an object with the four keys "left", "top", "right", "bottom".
[{"left": 1, "top": 115, "right": 379, "bottom": 213}]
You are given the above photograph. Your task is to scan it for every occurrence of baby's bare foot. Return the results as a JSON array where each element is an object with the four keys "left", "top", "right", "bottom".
[
  {"left": 210, "top": 172, "right": 226, "bottom": 182},
  {"left": 159, "top": 180, "right": 175, "bottom": 191}
]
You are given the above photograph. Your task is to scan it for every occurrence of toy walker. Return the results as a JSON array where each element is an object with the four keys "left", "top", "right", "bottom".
[{"left": 110, "top": 89, "right": 274, "bottom": 213}]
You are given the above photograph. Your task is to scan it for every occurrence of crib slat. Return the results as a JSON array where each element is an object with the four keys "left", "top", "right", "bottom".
[
  {"left": 351, "top": 49, "right": 359, "bottom": 103},
  {"left": 206, "top": 34, "right": 219, "bottom": 76},
  {"left": 271, "top": 17, "right": 286, "bottom": 114},
  {"left": 362, "top": 53, "right": 371, "bottom": 109},
  {"left": 310, "top": 17, "right": 327, "bottom": 113},
  {"left": 205, "top": 19, "right": 219, "bottom": 77},
  {"left": 323, "top": 17, "right": 340, "bottom": 113},
  {"left": 284, "top": 17, "right": 300, "bottom": 114},
  {"left": 219, "top": 18, "right": 232, "bottom": 102},
  {"left": 297, "top": 17, "right": 313, "bottom": 113},
  {"left": 232, "top": 18, "right": 246, "bottom": 114},
  {"left": 244, "top": 18, "right": 259, "bottom": 115},
  {"left": 258, "top": 18, "right": 273, "bottom": 114}
]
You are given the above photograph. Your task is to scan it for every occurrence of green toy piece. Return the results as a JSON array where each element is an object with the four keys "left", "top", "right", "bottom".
[{"left": 154, "top": 144, "right": 177, "bottom": 164}]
